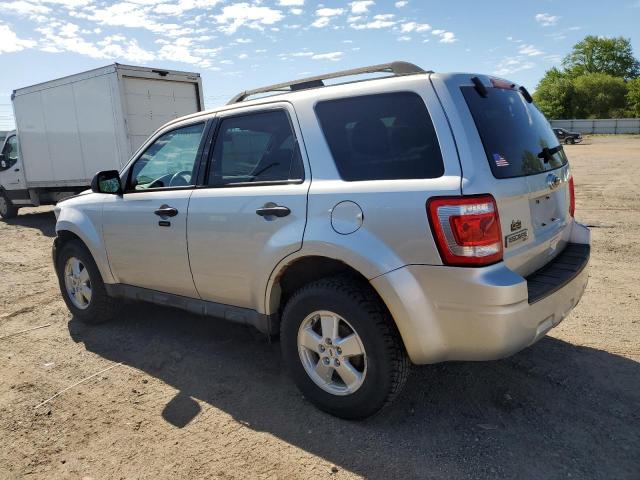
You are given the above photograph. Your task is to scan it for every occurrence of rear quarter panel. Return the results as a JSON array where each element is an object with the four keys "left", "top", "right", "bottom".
[{"left": 264, "top": 74, "right": 462, "bottom": 314}]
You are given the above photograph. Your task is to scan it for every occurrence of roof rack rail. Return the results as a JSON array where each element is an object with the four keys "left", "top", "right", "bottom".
[{"left": 227, "top": 61, "right": 427, "bottom": 104}]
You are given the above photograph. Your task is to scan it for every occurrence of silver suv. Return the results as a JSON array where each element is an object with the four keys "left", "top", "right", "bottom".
[{"left": 53, "top": 62, "right": 591, "bottom": 419}]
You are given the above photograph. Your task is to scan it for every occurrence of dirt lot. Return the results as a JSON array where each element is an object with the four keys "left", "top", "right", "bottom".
[{"left": 1, "top": 136, "right": 639, "bottom": 479}]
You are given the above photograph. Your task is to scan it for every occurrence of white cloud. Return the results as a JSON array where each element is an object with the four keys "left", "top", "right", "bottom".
[
  {"left": 397, "top": 35, "right": 411, "bottom": 42},
  {"left": 431, "top": 29, "right": 457, "bottom": 43},
  {"left": 0, "top": 22, "right": 37, "bottom": 53},
  {"left": 277, "top": 0, "right": 303, "bottom": 5},
  {"left": 535, "top": 13, "right": 559, "bottom": 26},
  {"left": 312, "top": 51, "right": 343, "bottom": 61},
  {"left": 36, "top": 23, "right": 156, "bottom": 63},
  {"left": 290, "top": 7, "right": 303, "bottom": 15},
  {"left": 214, "top": 3, "right": 285, "bottom": 34},
  {"left": 311, "top": 17, "right": 330, "bottom": 28},
  {"left": 400, "top": 21, "right": 430, "bottom": 33},
  {"left": 154, "top": 0, "right": 222, "bottom": 16},
  {"left": 350, "top": 18, "right": 395, "bottom": 29},
  {"left": 237, "top": 53, "right": 248, "bottom": 59},
  {"left": 519, "top": 44, "right": 543, "bottom": 56},
  {"left": 439, "top": 31, "right": 456, "bottom": 43},
  {"left": 350, "top": 1, "right": 374, "bottom": 14},
  {"left": 494, "top": 57, "right": 535, "bottom": 76},
  {"left": 1, "top": 1, "right": 51, "bottom": 16},
  {"left": 316, "top": 7, "right": 344, "bottom": 16},
  {"left": 350, "top": 13, "right": 395, "bottom": 29},
  {"left": 312, "top": 7, "right": 344, "bottom": 27},
  {"left": 395, "top": 0, "right": 407, "bottom": 6}
]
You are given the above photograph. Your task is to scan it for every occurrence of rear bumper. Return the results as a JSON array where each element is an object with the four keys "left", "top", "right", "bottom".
[{"left": 371, "top": 222, "right": 591, "bottom": 365}]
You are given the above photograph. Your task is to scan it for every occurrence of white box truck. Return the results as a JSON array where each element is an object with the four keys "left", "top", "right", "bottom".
[{"left": 0, "top": 64, "right": 204, "bottom": 218}]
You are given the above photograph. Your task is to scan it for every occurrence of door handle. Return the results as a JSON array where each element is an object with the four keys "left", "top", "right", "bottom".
[
  {"left": 154, "top": 205, "right": 179, "bottom": 217},
  {"left": 14, "top": 168, "right": 20, "bottom": 172},
  {"left": 256, "top": 205, "right": 291, "bottom": 218}
]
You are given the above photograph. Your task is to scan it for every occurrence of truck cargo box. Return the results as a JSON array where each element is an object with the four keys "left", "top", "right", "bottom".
[{"left": 12, "top": 64, "right": 203, "bottom": 187}]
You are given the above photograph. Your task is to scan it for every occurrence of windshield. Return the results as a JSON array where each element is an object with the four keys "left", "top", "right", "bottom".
[{"left": 462, "top": 86, "right": 567, "bottom": 179}]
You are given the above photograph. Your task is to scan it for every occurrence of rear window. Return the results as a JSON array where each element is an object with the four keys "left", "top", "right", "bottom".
[
  {"left": 461, "top": 86, "right": 567, "bottom": 179},
  {"left": 315, "top": 92, "right": 444, "bottom": 181}
]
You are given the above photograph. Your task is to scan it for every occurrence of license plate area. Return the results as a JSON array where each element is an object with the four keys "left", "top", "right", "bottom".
[{"left": 529, "top": 191, "right": 564, "bottom": 233}]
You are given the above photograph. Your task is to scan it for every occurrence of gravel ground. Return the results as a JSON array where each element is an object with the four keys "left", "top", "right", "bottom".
[{"left": 0, "top": 136, "right": 639, "bottom": 479}]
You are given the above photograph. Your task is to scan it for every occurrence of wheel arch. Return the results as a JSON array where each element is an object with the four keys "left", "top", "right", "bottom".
[
  {"left": 55, "top": 218, "right": 115, "bottom": 284},
  {"left": 264, "top": 254, "right": 407, "bottom": 342}
]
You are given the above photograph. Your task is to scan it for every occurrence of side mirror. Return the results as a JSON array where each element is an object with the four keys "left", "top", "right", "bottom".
[
  {"left": 0, "top": 154, "right": 6, "bottom": 171},
  {"left": 91, "top": 170, "right": 122, "bottom": 195}
]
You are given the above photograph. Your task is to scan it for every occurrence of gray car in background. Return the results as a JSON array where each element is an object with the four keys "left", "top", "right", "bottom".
[{"left": 52, "top": 62, "right": 591, "bottom": 419}]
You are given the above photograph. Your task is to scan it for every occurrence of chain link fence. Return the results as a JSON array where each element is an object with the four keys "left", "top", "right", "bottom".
[{"left": 550, "top": 118, "right": 640, "bottom": 134}]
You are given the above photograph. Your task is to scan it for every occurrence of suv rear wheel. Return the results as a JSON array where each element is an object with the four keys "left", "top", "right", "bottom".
[
  {"left": 55, "top": 239, "right": 120, "bottom": 324},
  {"left": 0, "top": 192, "right": 18, "bottom": 219},
  {"left": 281, "top": 276, "right": 409, "bottom": 419}
]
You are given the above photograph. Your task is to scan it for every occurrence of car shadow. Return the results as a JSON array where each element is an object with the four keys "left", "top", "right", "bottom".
[
  {"left": 68, "top": 303, "right": 640, "bottom": 479},
  {"left": 4, "top": 208, "right": 56, "bottom": 237}
]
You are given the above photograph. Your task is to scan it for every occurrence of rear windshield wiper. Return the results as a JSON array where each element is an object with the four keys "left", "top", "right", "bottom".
[{"left": 537, "top": 145, "right": 563, "bottom": 163}]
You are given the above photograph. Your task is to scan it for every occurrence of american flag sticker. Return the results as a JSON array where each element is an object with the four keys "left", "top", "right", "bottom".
[{"left": 493, "top": 153, "right": 509, "bottom": 167}]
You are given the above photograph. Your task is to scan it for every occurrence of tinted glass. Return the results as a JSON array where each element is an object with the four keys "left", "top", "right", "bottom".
[
  {"left": 209, "top": 110, "right": 303, "bottom": 185},
  {"left": 130, "top": 123, "right": 205, "bottom": 190},
  {"left": 315, "top": 92, "right": 444, "bottom": 181},
  {"left": 462, "top": 86, "right": 567, "bottom": 179}
]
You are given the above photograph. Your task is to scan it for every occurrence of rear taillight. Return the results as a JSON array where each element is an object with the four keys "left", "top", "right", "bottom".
[
  {"left": 568, "top": 176, "right": 575, "bottom": 217},
  {"left": 427, "top": 195, "right": 503, "bottom": 266}
]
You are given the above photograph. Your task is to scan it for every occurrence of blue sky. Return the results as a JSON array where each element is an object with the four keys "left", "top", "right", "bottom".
[{"left": 1, "top": 0, "right": 639, "bottom": 130}]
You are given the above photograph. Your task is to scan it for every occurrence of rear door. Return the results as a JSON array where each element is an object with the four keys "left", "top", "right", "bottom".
[
  {"left": 122, "top": 77, "right": 201, "bottom": 154},
  {"left": 187, "top": 103, "right": 309, "bottom": 311},
  {"left": 431, "top": 74, "right": 573, "bottom": 276}
]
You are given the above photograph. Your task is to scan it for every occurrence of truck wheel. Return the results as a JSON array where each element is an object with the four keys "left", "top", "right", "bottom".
[
  {"left": 281, "top": 276, "right": 410, "bottom": 420},
  {"left": 55, "top": 239, "right": 120, "bottom": 324},
  {"left": 0, "top": 192, "right": 18, "bottom": 219}
]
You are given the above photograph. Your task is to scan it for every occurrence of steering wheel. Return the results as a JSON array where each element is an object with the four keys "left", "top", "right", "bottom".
[{"left": 169, "top": 170, "right": 192, "bottom": 187}]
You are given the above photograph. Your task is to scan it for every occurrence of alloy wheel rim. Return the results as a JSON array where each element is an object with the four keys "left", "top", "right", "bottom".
[
  {"left": 64, "top": 257, "right": 92, "bottom": 310},
  {"left": 297, "top": 310, "right": 367, "bottom": 396}
]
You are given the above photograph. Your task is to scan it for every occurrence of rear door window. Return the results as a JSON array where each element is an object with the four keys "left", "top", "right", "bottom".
[
  {"left": 208, "top": 110, "right": 303, "bottom": 185},
  {"left": 461, "top": 86, "right": 567, "bottom": 179},
  {"left": 315, "top": 92, "right": 444, "bottom": 181}
]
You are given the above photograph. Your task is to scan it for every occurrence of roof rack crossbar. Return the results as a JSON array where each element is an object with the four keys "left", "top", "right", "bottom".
[{"left": 227, "top": 61, "right": 427, "bottom": 104}]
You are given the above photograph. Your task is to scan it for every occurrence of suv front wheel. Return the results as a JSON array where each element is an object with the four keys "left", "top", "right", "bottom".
[
  {"left": 281, "top": 276, "right": 409, "bottom": 419},
  {"left": 55, "top": 239, "right": 120, "bottom": 324}
]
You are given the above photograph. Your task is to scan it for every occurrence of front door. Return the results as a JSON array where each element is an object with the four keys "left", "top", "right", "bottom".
[
  {"left": 102, "top": 121, "right": 208, "bottom": 298},
  {"left": 188, "top": 105, "right": 309, "bottom": 311},
  {"left": 0, "top": 135, "right": 25, "bottom": 190}
]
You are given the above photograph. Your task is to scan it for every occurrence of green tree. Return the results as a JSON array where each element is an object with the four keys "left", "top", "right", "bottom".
[
  {"left": 626, "top": 78, "right": 640, "bottom": 117},
  {"left": 572, "top": 73, "right": 628, "bottom": 118},
  {"left": 562, "top": 36, "right": 640, "bottom": 80},
  {"left": 533, "top": 68, "right": 577, "bottom": 118}
]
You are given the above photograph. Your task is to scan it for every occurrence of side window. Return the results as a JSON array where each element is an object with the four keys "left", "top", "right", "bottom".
[
  {"left": 0, "top": 136, "right": 18, "bottom": 170},
  {"left": 315, "top": 92, "right": 445, "bottom": 181},
  {"left": 208, "top": 110, "right": 303, "bottom": 186},
  {"left": 129, "top": 123, "right": 205, "bottom": 191}
]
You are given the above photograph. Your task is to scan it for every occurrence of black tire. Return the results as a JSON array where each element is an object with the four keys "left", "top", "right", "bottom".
[
  {"left": 281, "top": 275, "right": 410, "bottom": 420},
  {"left": 55, "top": 239, "right": 120, "bottom": 324},
  {"left": 566, "top": 137, "right": 575, "bottom": 145},
  {"left": 0, "top": 191, "right": 18, "bottom": 219}
]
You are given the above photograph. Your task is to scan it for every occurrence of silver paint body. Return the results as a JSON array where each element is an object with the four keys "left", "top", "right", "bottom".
[{"left": 54, "top": 72, "right": 591, "bottom": 364}]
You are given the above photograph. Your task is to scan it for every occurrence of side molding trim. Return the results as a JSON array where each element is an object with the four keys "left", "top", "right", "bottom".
[{"left": 105, "top": 284, "right": 274, "bottom": 334}]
